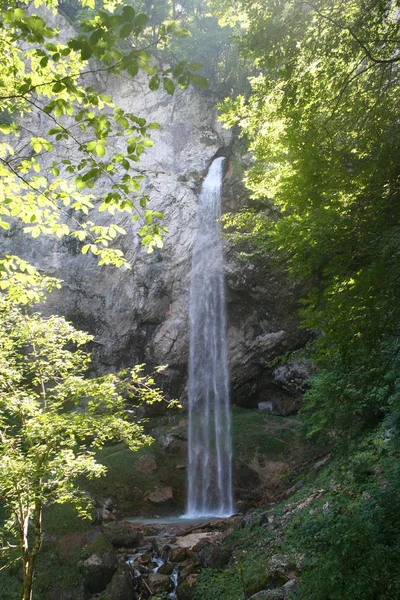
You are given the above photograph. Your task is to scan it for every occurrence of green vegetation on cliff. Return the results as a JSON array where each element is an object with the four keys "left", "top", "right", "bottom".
[{"left": 218, "top": 0, "right": 400, "bottom": 444}]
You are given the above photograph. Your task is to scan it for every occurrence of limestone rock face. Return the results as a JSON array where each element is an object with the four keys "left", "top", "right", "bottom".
[{"left": 2, "top": 20, "right": 309, "bottom": 409}]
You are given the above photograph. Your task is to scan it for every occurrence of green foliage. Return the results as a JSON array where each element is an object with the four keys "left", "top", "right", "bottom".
[
  {"left": 218, "top": 0, "right": 400, "bottom": 441},
  {"left": 193, "top": 568, "right": 243, "bottom": 600},
  {"left": 0, "top": 0, "right": 205, "bottom": 266},
  {"left": 0, "top": 268, "right": 167, "bottom": 599},
  {"left": 287, "top": 424, "right": 400, "bottom": 599},
  {"left": 232, "top": 405, "right": 300, "bottom": 461},
  {"left": 192, "top": 420, "right": 400, "bottom": 600}
]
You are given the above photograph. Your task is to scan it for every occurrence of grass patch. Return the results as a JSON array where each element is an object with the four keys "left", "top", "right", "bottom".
[{"left": 232, "top": 405, "right": 302, "bottom": 463}]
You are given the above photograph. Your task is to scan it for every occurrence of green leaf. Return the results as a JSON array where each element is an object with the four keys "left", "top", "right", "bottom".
[
  {"left": 119, "top": 23, "right": 133, "bottom": 39},
  {"left": 13, "top": 7, "right": 25, "bottom": 18},
  {"left": 137, "top": 50, "right": 151, "bottom": 62},
  {"left": 122, "top": 5, "right": 135, "bottom": 21},
  {"left": 134, "top": 13, "right": 149, "bottom": 28},
  {"left": 163, "top": 77, "right": 175, "bottom": 95},
  {"left": 80, "top": 43, "right": 93, "bottom": 61},
  {"left": 149, "top": 75, "right": 160, "bottom": 91},
  {"left": 52, "top": 81, "right": 63, "bottom": 93},
  {"left": 173, "top": 28, "right": 191, "bottom": 39},
  {"left": 95, "top": 143, "right": 106, "bottom": 158},
  {"left": 90, "top": 29, "right": 104, "bottom": 45},
  {"left": 126, "top": 61, "right": 139, "bottom": 77},
  {"left": 191, "top": 74, "right": 208, "bottom": 88}
]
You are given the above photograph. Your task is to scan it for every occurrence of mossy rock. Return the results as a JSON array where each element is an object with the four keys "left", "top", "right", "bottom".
[{"left": 102, "top": 522, "right": 143, "bottom": 548}]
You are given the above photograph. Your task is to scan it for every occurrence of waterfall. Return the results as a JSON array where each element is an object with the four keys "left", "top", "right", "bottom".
[{"left": 185, "top": 156, "right": 234, "bottom": 518}]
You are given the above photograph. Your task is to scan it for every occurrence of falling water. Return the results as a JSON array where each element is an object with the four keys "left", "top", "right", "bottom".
[{"left": 185, "top": 156, "right": 233, "bottom": 518}]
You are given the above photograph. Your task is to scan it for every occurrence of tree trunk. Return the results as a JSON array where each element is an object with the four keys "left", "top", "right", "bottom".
[
  {"left": 20, "top": 502, "right": 43, "bottom": 600},
  {"left": 21, "top": 560, "right": 34, "bottom": 600}
]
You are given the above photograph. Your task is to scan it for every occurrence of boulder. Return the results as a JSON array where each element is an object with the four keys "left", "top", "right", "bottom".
[
  {"left": 81, "top": 547, "right": 118, "bottom": 593},
  {"left": 258, "top": 401, "right": 274, "bottom": 413},
  {"left": 283, "top": 579, "right": 298, "bottom": 600},
  {"left": 102, "top": 522, "right": 143, "bottom": 548},
  {"left": 192, "top": 539, "right": 213, "bottom": 566},
  {"left": 57, "top": 530, "right": 98, "bottom": 561},
  {"left": 104, "top": 568, "right": 134, "bottom": 600},
  {"left": 193, "top": 540, "right": 231, "bottom": 570},
  {"left": 158, "top": 562, "right": 176, "bottom": 575},
  {"left": 135, "top": 455, "right": 158, "bottom": 474},
  {"left": 176, "top": 574, "right": 198, "bottom": 600},
  {"left": 145, "top": 486, "right": 174, "bottom": 504},
  {"left": 170, "top": 546, "right": 188, "bottom": 563},
  {"left": 148, "top": 572, "right": 174, "bottom": 594},
  {"left": 178, "top": 559, "right": 196, "bottom": 581}
]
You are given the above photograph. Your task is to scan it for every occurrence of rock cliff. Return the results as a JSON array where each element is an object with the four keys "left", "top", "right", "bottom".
[{"left": 2, "top": 34, "right": 308, "bottom": 413}]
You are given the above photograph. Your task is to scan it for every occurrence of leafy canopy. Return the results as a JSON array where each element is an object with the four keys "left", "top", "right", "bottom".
[
  {"left": 0, "top": 259, "right": 171, "bottom": 599},
  {"left": 218, "top": 0, "right": 400, "bottom": 441},
  {"left": 0, "top": 0, "right": 205, "bottom": 266}
]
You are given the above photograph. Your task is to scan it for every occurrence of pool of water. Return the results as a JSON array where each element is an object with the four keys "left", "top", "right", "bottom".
[{"left": 126, "top": 515, "right": 226, "bottom": 526}]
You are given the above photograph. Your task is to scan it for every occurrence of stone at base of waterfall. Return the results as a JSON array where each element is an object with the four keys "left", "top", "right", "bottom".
[
  {"left": 102, "top": 521, "right": 143, "bottom": 547},
  {"left": 81, "top": 548, "right": 118, "bottom": 593},
  {"left": 148, "top": 572, "right": 174, "bottom": 594},
  {"left": 257, "top": 399, "right": 300, "bottom": 416},
  {"left": 145, "top": 486, "right": 174, "bottom": 504},
  {"left": 193, "top": 539, "right": 231, "bottom": 569},
  {"left": 170, "top": 546, "right": 188, "bottom": 563},
  {"left": 158, "top": 562, "right": 176, "bottom": 575},
  {"left": 176, "top": 574, "right": 198, "bottom": 600},
  {"left": 104, "top": 567, "right": 134, "bottom": 600},
  {"left": 258, "top": 401, "right": 274, "bottom": 413},
  {"left": 247, "top": 581, "right": 297, "bottom": 600},
  {"left": 135, "top": 455, "right": 158, "bottom": 474},
  {"left": 178, "top": 559, "right": 196, "bottom": 582}
]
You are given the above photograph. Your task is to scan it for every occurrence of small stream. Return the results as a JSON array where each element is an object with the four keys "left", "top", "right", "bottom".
[
  {"left": 121, "top": 515, "right": 233, "bottom": 599},
  {"left": 127, "top": 547, "right": 179, "bottom": 599}
]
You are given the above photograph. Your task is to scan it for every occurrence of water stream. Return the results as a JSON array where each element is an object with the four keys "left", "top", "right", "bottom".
[{"left": 185, "top": 156, "right": 234, "bottom": 518}]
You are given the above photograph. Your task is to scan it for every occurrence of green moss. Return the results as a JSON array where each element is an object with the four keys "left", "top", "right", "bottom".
[
  {"left": 44, "top": 502, "right": 91, "bottom": 537},
  {"left": 231, "top": 406, "right": 302, "bottom": 462},
  {"left": 84, "top": 533, "right": 110, "bottom": 557}
]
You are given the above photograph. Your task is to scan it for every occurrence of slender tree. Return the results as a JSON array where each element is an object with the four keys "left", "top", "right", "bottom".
[{"left": 0, "top": 256, "right": 170, "bottom": 600}]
